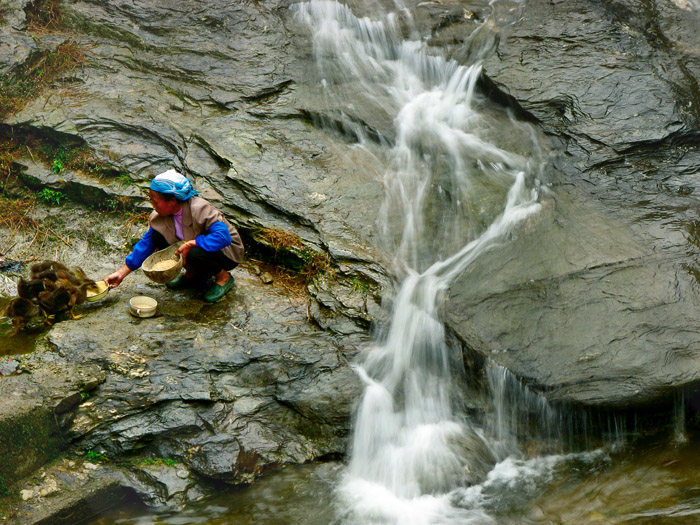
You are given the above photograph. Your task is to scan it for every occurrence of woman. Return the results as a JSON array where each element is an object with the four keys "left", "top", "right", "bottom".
[{"left": 105, "top": 170, "right": 244, "bottom": 303}]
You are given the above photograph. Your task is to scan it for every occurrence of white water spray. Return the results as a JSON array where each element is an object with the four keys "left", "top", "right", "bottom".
[{"left": 296, "top": 1, "right": 552, "bottom": 523}]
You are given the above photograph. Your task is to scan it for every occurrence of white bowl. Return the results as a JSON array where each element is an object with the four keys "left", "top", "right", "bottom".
[{"left": 129, "top": 296, "right": 158, "bottom": 318}]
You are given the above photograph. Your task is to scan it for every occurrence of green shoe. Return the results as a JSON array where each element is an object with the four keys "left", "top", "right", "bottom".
[
  {"left": 166, "top": 273, "right": 198, "bottom": 290},
  {"left": 203, "top": 275, "right": 235, "bottom": 303}
]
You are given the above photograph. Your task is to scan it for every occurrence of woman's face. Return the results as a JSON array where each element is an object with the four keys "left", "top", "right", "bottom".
[{"left": 149, "top": 190, "right": 182, "bottom": 216}]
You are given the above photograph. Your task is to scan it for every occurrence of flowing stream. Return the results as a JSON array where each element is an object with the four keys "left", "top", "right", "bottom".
[{"left": 296, "top": 1, "right": 547, "bottom": 522}]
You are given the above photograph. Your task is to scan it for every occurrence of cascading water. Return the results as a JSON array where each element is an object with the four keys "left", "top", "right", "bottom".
[{"left": 294, "top": 1, "right": 577, "bottom": 523}]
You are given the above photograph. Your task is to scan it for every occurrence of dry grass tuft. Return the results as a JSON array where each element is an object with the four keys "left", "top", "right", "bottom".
[
  {"left": 252, "top": 227, "right": 334, "bottom": 286},
  {"left": 257, "top": 228, "right": 304, "bottom": 251},
  {"left": 0, "top": 41, "right": 85, "bottom": 118},
  {"left": 26, "top": 0, "right": 63, "bottom": 32},
  {"left": 0, "top": 197, "right": 37, "bottom": 232},
  {"left": 245, "top": 260, "right": 309, "bottom": 297}
]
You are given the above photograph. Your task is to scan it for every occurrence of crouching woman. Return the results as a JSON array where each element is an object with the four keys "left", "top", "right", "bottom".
[{"left": 105, "top": 170, "right": 244, "bottom": 303}]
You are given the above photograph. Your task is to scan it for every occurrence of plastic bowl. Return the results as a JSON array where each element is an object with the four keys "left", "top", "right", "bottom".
[
  {"left": 129, "top": 296, "right": 158, "bottom": 318},
  {"left": 142, "top": 243, "right": 184, "bottom": 284},
  {"left": 85, "top": 280, "right": 109, "bottom": 302}
]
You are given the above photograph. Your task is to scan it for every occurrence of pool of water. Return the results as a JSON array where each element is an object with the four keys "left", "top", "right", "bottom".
[
  {"left": 92, "top": 430, "right": 700, "bottom": 524},
  {"left": 0, "top": 297, "right": 43, "bottom": 357},
  {"left": 526, "top": 433, "right": 700, "bottom": 524},
  {"left": 92, "top": 462, "right": 343, "bottom": 525}
]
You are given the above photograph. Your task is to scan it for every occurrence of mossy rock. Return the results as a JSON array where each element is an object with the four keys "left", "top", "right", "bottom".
[{"left": 0, "top": 406, "right": 67, "bottom": 493}]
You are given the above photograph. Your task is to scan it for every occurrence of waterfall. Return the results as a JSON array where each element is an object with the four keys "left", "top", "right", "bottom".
[{"left": 296, "top": 1, "right": 552, "bottom": 523}]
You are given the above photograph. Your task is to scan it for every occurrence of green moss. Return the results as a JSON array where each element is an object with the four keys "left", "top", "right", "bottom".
[
  {"left": 348, "top": 276, "right": 376, "bottom": 295},
  {"left": 0, "top": 475, "right": 9, "bottom": 497},
  {"left": 86, "top": 231, "right": 110, "bottom": 253},
  {"left": 137, "top": 457, "right": 179, "bottom": 467},
  {"left": 85, "top": 450, "right": 109, "bottom": 463},
  {"left": 0, "top": 408, "right": 66, "bottom": 485}
]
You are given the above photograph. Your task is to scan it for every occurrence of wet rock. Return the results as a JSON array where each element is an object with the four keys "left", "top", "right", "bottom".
[
  {"left": 445, "top": 0, "right": 700, "bottom": 409},
  {"left": 0, "top": 356, "right": 105, "bottom": 483},
  {"left": 37, "top": 477, "right": 59, "bottom": 498},
  {"left": 119, "top": 462, "right": 202, "bottom": 507},
  {"left": 18, "top": 158, "right": 143, "bottom": 208},
  {"left": 0, "top": 0, "right": 37, "bottom": 76},
  {"left": 2, "top": 0, "right": 700, "bottom": 506},
  {"left": 38, "top": 267, "right": 366, "bottom": 486},
  {"left": 4, "top": 0, "right": 389, "bottom": 296},
  {"left": 6, "top": 460, "right": 133, "bottom": 525},
  {"left": 0, "top": 359, "right": 19, "bottom": 376}
]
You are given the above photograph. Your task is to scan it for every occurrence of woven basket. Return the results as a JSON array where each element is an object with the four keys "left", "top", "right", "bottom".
[{"left": 142, "top": 242, "right": 184, "bottom": 284}]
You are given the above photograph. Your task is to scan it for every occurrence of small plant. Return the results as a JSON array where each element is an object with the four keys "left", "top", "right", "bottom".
[
  {"left": 37, "top": 188, "right": 65, "bottom": 205},
  {"left": 117, "top": 173, "right": 133, "bottom": 186},
  {"left": 52, "top": 157, "right": 63, "bottom": 174},
  {"left": 0, "top": 41, "right": 83, "bottom": 118},
  {"left": 299, "top": 246, "right": 332, "bottom": 279},
  {"left": 164, "top": 85, "right": 187, "bottom": 102},
  {"left": 349, "top": 277, "right": 374, "bottom": 295},
  {"left": 253, "top": 227, "right": 334, "bottom": 284},
  {"left": 140, "top": 457, "right": 178, "bottom": 467},
  {"left": 80, "top": 391, "right": 89, "bottom": 400},
  {"left": 85, "top": 450, "right": 109, "bottom": 463}
]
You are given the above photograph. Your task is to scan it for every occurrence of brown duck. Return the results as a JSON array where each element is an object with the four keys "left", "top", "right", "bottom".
[
  {"left": 38, "top": 280, "right": 93, "bottom": 320},
  {"left": 18, "top": 260, "right": 97, "bottom": 323},
  {"left": 4, "top": 297, "right": 45, "bottom": 335}
]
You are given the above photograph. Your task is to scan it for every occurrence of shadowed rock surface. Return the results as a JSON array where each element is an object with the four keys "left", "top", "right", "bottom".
[{"left": 440, "top": 0, "right": 700, "bottom": 409}]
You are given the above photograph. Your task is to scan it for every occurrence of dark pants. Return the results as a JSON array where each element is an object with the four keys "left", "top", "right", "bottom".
[{"left": 151, "top": 231, "right": 237, "bottom": 282}]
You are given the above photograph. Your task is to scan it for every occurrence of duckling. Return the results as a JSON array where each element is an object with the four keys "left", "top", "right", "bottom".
[
  {"left": 31, "top": 268, "right": 59, "bottom": 282},
  {"left": 66, "top": 281, "right": 93, "bottom": 318},
  {"left": 4, "top": 297, "right": 45, "bottom": 335},
  {"left": 29, "top": 260, "right": 71, "bottom": 277},
  {"left": 30, "top": 261, "right": 87, "bottom": 285},
  {"left": 17, "top": 277, "right": 47, "bottom": 301},
  {"left": 68, "top": 267, "right": 91, "bottom": 285},
  {"left": 25, "top": 261, "right": 97, "bottom": 321},
  {"left": 37, "top": 287, "right": 72, "bottom": 321},
  {"left": 40, "top": 279, "right": 93, "bottom": 319}
]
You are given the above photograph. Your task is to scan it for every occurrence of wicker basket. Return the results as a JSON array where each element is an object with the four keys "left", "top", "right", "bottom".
[{"left": 142, "top": 242, "right": 184, "bottom": 284}]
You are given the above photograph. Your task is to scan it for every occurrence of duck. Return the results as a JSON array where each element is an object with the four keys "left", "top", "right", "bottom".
[
  {"left": 37, "top": 279, "right": 94, "bottom": 320},
  {"left": 17, "top": 277, "right": 48, "bottom": 300},
  {"left": 15, "top": 260, "right": 97, "bottom": 324},
  {"left": 30, "top": 261, "right": 92, "bottom": 287},
  {"left": 36, "top": 286, "right": 73, "bottom": 319},
  {"left": 4, "top": 297, "right": 46, "bottom": 335},
  {"left": 29, "top": 260, "right": 70, "bottom": 277}
]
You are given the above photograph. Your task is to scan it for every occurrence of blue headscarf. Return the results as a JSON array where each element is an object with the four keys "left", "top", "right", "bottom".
[{"left": 150, "top": 169, "right": 198, "bottom": 201}]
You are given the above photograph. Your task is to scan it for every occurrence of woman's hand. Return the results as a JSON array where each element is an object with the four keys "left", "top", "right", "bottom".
[
  {"left": 105, "top": 265, "right": 131, "bottom": 289},
  {"left": 176, "top": 239, "right": 196, "bottom": 262}
]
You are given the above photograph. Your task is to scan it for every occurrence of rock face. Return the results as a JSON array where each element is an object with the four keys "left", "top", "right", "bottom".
[
  {"left": 446, "top": 0, "right": 700, "bottom": 409},
  {"left": 7, "top": 0, "right": 390, "bottom": 284},
  {"left": 0, "top": 0, "right": 36, "bottom": 76},
  {"left": 45, "top": 268, "right": 364, "bottom": 483},
  {"left": 1, "top": 256, "right": 366, "bottom": 523}
]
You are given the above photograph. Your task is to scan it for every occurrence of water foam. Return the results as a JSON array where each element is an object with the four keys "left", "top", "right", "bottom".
[{"left": 296, "top": 1, "right": 553, "bottom": 523}]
